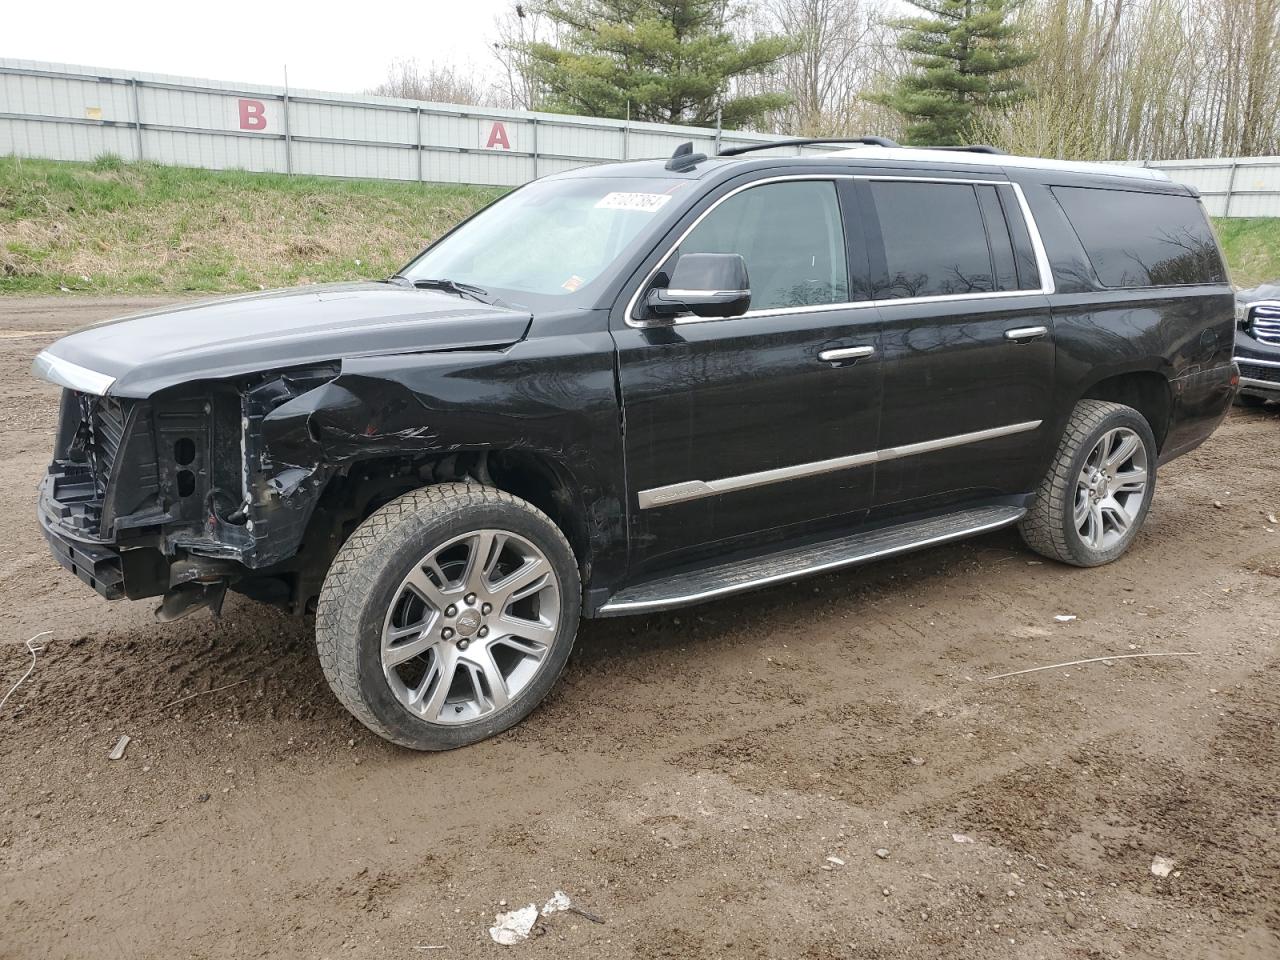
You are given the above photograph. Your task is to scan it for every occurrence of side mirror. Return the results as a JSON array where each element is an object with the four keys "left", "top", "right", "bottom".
[{"left": 645, "top": 252, "right": 751, "bottom": 320}]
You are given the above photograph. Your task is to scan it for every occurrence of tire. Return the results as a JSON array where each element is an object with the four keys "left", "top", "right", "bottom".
[
  {"left": 316, "top": 482, "right": 581, "bottom": 750},
  {"left": 1019, "top": 400, "right": 1157, "bottom": 567},
  {"left": 1235, "top": 392, "right": 1269, "bottom": 408}
]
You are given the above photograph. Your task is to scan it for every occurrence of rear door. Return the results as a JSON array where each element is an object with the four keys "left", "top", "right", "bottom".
[
  {"left": 858, "top": 174, "right": 1056, "bottom": 516},
  {"left": 612, "top": 175, "right": 884, "bottom": 578}
]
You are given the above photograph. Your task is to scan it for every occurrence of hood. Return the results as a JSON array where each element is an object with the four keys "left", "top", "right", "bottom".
[
  {"left": 32, "top": 281, "right": 533, "bottom": 398},
  {"left": 1236, "top": 282, "right": 1280, "bottom": 305}
]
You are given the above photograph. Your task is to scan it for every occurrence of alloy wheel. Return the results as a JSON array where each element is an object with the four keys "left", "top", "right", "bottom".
[
  {"left": 1074, "top": 426, "right": 1148, "bottom": 551},
  {"left": 380, "top": 529, "right": 560, "bottom": 724}
]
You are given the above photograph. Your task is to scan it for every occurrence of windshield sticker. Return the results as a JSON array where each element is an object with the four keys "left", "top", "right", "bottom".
[
  {"left": 594, "top": 192, "right": 673, "bottom": 213},
  {"left": 561, "top": 275, "right": 585, "bottom": 292}
]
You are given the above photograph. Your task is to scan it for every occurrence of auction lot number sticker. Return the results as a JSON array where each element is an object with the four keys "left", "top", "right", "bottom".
[{"left": 594, "top": 192, "right": 673, "bottom": 213}]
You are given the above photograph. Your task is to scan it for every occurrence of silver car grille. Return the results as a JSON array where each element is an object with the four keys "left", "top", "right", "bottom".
[{"left": 1249, "top": 301, "right": 1280, "bottom": 346}]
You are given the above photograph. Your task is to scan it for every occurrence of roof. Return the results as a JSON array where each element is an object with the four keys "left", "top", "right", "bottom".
[
  {"left": 555, "top": 146, "right": 1173, "bottom": 186},
  {"left": 816, "top": 145, "right": 1171, "bottom": 182}
]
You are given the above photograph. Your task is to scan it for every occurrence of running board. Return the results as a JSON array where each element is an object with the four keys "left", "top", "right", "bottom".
[{"left": 597, "top": 504, "right": 1025, "bottom": 616}]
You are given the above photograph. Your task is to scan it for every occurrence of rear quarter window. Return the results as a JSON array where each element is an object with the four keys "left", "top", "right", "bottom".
[{"left": 1051, "top": 186, "right": 1226, "bottom": 288}]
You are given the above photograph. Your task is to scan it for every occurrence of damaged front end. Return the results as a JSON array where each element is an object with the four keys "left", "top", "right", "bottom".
[{"left": 39, "top": 364, "right": 348, "bottom": 619}]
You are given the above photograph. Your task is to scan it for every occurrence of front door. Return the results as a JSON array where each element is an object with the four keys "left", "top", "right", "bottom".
[
  {"left": 857, "top": 176, "right": 1056, "bottom": 516},
  {"left": 612, "top": 176, "right": 884, "bottom": 578}
]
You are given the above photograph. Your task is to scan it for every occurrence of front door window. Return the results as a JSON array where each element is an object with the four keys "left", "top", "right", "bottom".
[{"left": 677, "top": 180, "right": 850, "bottom": 311}]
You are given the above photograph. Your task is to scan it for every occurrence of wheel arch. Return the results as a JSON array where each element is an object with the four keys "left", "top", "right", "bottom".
[
  {"left": 319, "top": 447, "right": 592, "bottom": 567},
  {"left": 1078, "top": 370, "right": 1173, "bottom": 451}
]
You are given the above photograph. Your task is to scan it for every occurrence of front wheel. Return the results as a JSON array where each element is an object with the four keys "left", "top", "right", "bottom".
[
  {"left": 316, "top": 483, "right": 581, "bottom": 750},
  {"left": 1019, "top": 400, "right": 1157, "bottom": 567}
]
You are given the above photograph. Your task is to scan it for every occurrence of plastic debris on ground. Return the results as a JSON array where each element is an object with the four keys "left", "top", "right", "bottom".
[
  {"left": 488, "top": 890, "right": 574, "bottom": 945},
  {"left": 489, "top": 904, "right": 539, "bottom": 945}
]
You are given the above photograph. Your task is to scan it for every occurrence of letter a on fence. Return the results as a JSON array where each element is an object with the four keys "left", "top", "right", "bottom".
[
  {"left": 239, "top": 99, "right": 268, "bottom": 131},
  {"left": 486, "top": 122, "right": 510, "bottom": 150}
]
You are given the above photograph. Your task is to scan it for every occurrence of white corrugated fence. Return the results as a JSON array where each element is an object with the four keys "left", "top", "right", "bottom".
[{"left": 1, "top": 58, "right": 1277, "bottom": 216}]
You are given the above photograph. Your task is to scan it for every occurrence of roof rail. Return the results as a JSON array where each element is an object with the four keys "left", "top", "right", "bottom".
[
  {"left": 918, "top": 144, "right": 1007, "bottom": 155},
  {"left": 665, "top": 141, "right": 708, "bottom": 172},
  {"left": 716, "top": 136, "right": 900, "bottom": 157}
]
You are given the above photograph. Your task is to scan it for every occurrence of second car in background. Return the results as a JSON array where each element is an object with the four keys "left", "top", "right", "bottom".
[{"left": 1236, "top": 282, "right": 1280, "bottom": 407}]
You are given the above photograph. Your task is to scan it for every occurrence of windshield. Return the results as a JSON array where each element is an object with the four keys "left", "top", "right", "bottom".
[{"left": 401, "top": 176, "right": 692, "bottom": 304}]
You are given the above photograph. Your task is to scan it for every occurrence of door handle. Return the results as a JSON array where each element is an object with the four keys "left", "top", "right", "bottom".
[
  {"left": 1004, "top": 325, "right": 1048, "bottom": 342},
  {"left": 819, "top": 345, "right": 876, "bottom": 362}
]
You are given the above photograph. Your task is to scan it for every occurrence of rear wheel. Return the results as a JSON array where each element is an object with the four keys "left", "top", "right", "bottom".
[
  {"left": 1019, "top": 400, "right": 1156, "bottom": 567},
  {"left": 316, "top": 483, "right": 580, "bottom": 750}
]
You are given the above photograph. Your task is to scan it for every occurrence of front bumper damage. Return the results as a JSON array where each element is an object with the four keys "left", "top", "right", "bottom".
[
  {"left": 36, "top": 372, "right": 337, "bottom": 618},
  {"left": 39, "top": 501, "right": 125, "bottom": 600}
]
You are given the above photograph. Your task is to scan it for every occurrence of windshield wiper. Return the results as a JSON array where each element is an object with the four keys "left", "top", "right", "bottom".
[{"left": 409, "top": 277, "right": 495, "bottom": 304}]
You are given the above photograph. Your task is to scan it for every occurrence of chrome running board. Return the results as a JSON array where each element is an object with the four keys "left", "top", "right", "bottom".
[{"left": 597, "top": 504, "right": 1025, "bottom": 616}]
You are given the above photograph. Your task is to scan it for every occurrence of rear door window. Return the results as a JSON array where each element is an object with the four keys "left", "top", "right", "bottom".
[
  {"left": 869, "top": 181, "right": 997, "bottom": 298},
  {"left": 1051, "top": 186, "right": 1227, "bottom": 288},
  {"left": 677, "top": 180, "right": 849, "bottom": 311}
]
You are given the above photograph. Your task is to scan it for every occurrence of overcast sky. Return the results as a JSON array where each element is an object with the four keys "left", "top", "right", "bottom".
[{"left": 5, "top": 0, "right": 513, "bottom": 93}]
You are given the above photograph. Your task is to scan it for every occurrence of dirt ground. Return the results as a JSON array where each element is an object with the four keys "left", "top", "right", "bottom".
[{"left": 1, "top": 296, "right": 1277, "bottom": 960}]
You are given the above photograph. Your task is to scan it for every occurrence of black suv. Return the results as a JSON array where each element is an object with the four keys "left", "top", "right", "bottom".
[
  {"left": 33, "top": 139, "right": 1239, "bottom": 750},
  {"left": 1235, "top": 282, "right": 1280, "bottom": 406}
]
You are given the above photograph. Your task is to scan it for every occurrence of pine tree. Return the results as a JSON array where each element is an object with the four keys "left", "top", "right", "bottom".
[
  {"left": 877, "top": 0, "right": 1035, "bottom": 146},
  {"left": 521, "top": 1, "right": 793, "bottom": 128}
]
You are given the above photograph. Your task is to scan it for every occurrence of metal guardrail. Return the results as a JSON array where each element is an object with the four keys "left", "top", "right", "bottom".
[
  {"left": 0, "top": 58, "right": 817, "bottom": 188},
  {"left": 1, "top": 58, "right": 1277, "bottom": 215}
]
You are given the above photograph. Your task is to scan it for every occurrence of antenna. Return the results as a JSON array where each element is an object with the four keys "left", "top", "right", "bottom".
[{"left": 665, "top": 141, "right": 707, "bottom": 172}]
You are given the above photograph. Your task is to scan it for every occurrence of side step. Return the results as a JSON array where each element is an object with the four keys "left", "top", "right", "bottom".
[{"left": 597, "top": 505, "right": 1025, "bottom": 616}]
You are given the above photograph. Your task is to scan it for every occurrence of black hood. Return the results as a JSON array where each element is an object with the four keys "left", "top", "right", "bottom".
[
  {"left": 35, "top": 282, "right": 533, "bottom": 397},
  {"left": 1236, "top": 282, "right": 1280, "bottom": 305}
]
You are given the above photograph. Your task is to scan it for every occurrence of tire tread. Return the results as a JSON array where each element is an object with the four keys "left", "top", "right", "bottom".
[
  {"left": 1019, "top": 400, "right": 1143, "bottom": 566},
  {"left": 315, "top": 482, "right": 575, "bottom": 749}
]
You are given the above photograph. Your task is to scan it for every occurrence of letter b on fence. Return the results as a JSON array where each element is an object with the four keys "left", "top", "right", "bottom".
[{"left": 238, "top": 99, "right": 267, "bottom": 131}]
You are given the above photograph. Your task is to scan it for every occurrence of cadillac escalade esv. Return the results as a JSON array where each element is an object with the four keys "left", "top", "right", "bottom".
[{"left": 33, "top": 138, "right": 1239, "bottom": 750}]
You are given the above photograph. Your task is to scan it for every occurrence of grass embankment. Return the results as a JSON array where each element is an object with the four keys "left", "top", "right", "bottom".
[
  {"left": 1, "top": 155, "right": 1277, "bottom": 295},
  {"left": 1214, "top": 218, "right": 1280, "bottom": 288},
  {"left": 0, "top": 156, "right": 502, "bottom": 295}
]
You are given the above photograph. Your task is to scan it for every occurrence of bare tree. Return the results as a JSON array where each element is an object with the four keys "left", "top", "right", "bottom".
[
  {"left": 369, "top": 59, "right": 493, "bottom": 106},
  {"left": 490, "top": 2, "right": 562, "bottom": 110},
  {"left": 974, "top": 0, "right": 1280, "bottom": 159},
  {"left": 737, "top": 0, "right": 907, "bottom": 137}
]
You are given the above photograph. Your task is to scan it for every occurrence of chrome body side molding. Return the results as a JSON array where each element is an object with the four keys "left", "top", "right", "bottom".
[{"left": 637, "top": 420, "right": 1043, "bottom": 510}]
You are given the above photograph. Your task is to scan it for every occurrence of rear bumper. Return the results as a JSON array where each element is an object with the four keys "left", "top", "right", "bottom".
[{"left": 1159, "top": 362, "right": 1239, "bottom": 464}]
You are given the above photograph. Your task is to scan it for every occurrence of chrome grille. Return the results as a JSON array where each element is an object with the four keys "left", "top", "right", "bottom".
[{"left": 1249, "top": 301, "right": 1280, "bottom": 346}]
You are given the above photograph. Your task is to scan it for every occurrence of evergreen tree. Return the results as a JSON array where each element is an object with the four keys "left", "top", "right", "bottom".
[
  {"left": 876, "top": 0, "right": 1034, "bottom": 146},
  {"left": 522, "top": 1, "right": 793, "bottom": 128}
]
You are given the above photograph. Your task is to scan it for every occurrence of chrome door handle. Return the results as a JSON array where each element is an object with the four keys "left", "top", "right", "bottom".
[
  {"left": 1004, "top": 325, "right": 1048, "bottom": 342},
  {"left": 819, "top": 345, "right": 876, "bottom": 362}
]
